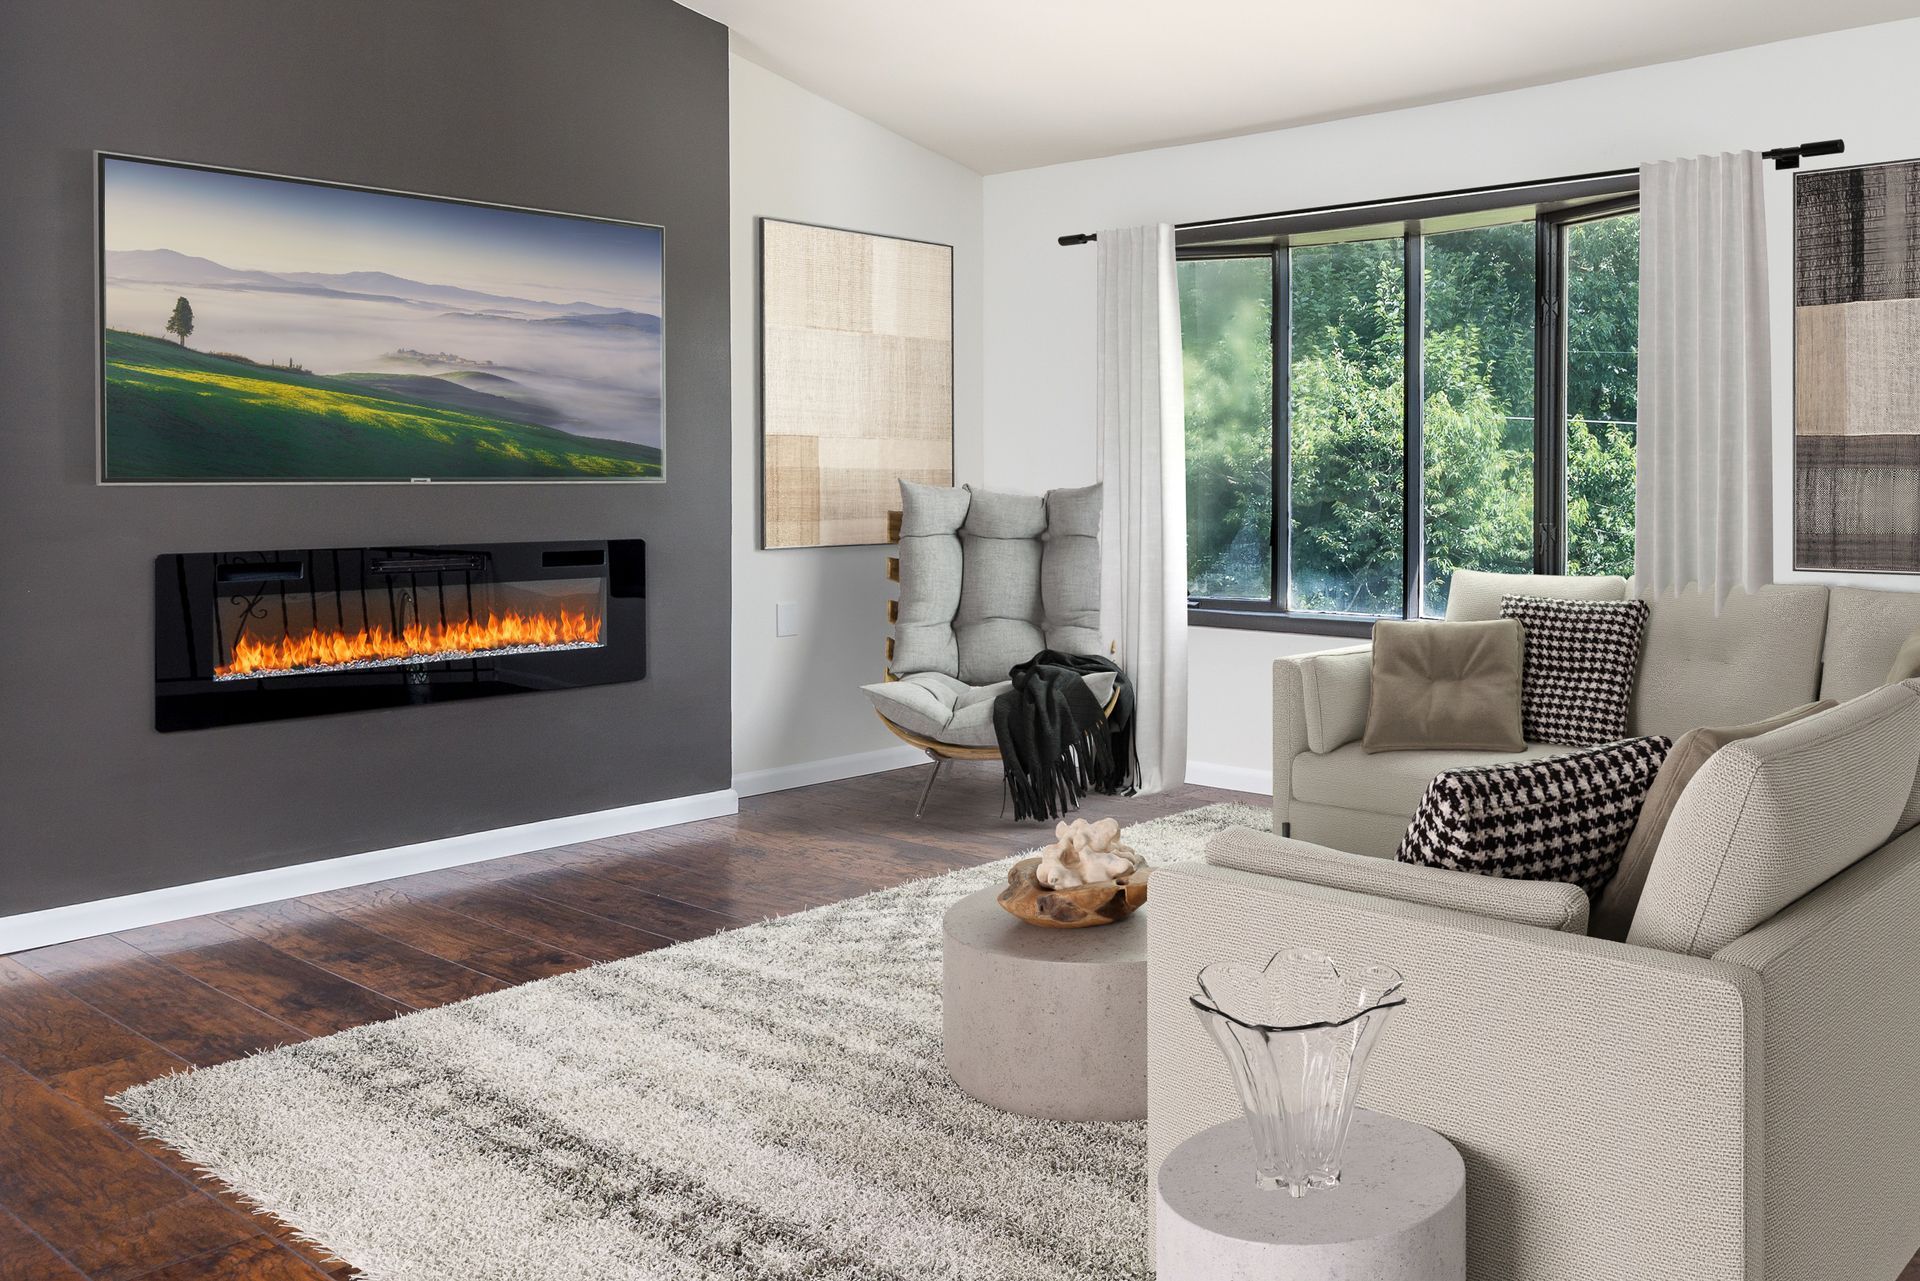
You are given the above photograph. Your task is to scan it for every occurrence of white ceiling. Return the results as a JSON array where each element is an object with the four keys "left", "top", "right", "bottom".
[{"left": 684, "top": 0, "right": 1920, "bottom": 173}]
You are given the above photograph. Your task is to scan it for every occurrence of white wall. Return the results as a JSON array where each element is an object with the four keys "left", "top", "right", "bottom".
[
  {"left": 730, "top": 52, "right": 986, "bottom": 793},
  {"left": 981, "top": 18, "right": 1920, "bottom": 783}
]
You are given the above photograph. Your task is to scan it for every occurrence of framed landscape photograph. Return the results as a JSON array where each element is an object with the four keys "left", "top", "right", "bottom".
[{"left": 98, "top": 154, "right": 664, "bottom": 483}]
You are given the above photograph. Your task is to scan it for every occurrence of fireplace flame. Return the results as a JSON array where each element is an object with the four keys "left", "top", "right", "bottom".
[{"left": 216, "top": 608, "right": 603, "bottom": 679}]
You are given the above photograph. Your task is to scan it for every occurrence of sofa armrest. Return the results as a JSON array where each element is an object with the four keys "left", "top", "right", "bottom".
[
  {"left": 1711, "top": 829, "right": 1920, "bottom": 1281},
  {"left": 1204, "top": 826, "right": 1589, "bottom": 933},
  {"left": 1272, "top": 643, "right": 1372, "bottom": 833},
  {"left": 1148, "top": 861, "right": 1759, "bottom": 1281}
]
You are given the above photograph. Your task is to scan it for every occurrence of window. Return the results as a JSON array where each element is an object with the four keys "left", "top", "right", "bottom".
[
  {"left": 1180, "top": 184, "right": 1639, "bottom": 631},
  {"left": 1563, "top": 211, "right": 1640, "bottom": 577},
  {"left": 1180, "top": 256, "right": 1274, "bottom": 601},
  {"left": 1288, "top": 238, "right": 1405, "bottom": 616}
]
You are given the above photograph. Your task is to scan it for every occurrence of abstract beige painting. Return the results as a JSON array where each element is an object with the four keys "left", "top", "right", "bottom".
[{"left": 760, "top": 219, "right": 953, "bottom": 548}]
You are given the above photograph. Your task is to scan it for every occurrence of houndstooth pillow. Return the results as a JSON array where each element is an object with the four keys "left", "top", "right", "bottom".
[
  {"left": 1396, "top": 736, "right": 1672, "bottom": 896},
  {"left": 1500, "top": 595, "right": 1650, "bottom": 745}
]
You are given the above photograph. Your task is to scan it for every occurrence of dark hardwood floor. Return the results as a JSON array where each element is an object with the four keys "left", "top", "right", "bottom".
[{"left": 0, "top": 764, "right": 1241, "bottom": 1280}]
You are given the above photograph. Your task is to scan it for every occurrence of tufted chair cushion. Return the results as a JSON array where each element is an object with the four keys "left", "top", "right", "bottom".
[
  {"left": 864, "top": 670, "right": 1119, "bottom": 749},
  {"left": 917, "top": 481, "right": 1105, "bottom": 686},
  {"left": 868, "top": 480, "right": 1108, "bottom": 747},
  {"left": 891, "top": 480, "right": 972, "bottom": 678},
  {"left": 954, "top": 490, "right": 1048, "bottom": 683},
  {"left": 1042, "top": 484, "right": 1103, "bottom": 656}
]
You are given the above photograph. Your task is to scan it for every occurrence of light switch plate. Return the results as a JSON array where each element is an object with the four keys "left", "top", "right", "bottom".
[{"left": 775, "top": 601, "right": 800, "bottom": 637}]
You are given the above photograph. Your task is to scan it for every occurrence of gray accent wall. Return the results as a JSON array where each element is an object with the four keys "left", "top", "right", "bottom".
[{"left": 0, "top": 0, "right": 732, "bottom": 915}]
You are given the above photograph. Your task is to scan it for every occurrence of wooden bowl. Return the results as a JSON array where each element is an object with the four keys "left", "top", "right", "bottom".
[{"left": 996, "top": 855, "right": 1151, "bottom": 929}]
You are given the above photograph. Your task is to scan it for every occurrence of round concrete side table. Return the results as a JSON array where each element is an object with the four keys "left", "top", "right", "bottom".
[
  {"left": 940, "top": 884, "right": 1146, "bottom": 1121},
  {"left": 1157, "top": 1111, "right": 1465, "bottom": 1281}
]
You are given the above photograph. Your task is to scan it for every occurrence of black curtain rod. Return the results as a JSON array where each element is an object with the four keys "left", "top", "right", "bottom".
[{"left": 1056, "top": 138, "right": 1844, "bottom": 245}]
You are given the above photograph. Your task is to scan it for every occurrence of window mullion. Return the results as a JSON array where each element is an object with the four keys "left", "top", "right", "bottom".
[
  {"left": 1402, "top": 235, "right": 1425, "bottom": 619},
  {"left": 1533, "top": 214, "right": 1569, "bottom": 574},
  {"left": 1273, "top": 245, "right": 1292, "bottom": 614}
]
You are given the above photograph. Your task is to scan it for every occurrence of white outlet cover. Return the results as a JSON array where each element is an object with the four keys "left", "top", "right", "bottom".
[{"left": 775, "top": 601, "right": 800, "bottom": 637}]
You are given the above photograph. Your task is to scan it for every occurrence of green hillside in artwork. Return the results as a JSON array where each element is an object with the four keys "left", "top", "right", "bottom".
[{"left": 102, "top": 330, "right": 662, "bottom": 480}]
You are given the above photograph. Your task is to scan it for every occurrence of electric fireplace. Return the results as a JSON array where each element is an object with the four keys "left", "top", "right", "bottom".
[{"left": 155, "top": 540, "right": 644, "bottom": 731}]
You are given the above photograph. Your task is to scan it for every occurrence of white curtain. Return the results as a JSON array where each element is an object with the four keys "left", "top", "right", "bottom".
[
  {"left": 1636, "top": 151, "right": 1773, "bottom": 608},
  {"left": 1096, "top": 224, "right": 1188, "bottom": 794}
]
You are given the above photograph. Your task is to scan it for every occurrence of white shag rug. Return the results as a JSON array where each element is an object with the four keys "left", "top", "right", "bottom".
[{"left": 114, "top": 802, "right": 1268, "bottom": 1281}]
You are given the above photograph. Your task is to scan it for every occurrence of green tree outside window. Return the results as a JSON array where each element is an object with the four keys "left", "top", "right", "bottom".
[{"left": 1177, "top": 208, "right": 1638, "bottom": 615}]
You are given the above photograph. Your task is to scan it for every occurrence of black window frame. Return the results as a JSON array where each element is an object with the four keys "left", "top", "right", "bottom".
[{"left": 1182, "top": 180, "right": 1640, "bottom": 637}]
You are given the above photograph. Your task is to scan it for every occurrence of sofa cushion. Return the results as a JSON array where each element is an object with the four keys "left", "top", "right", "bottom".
[
  {"left": 1204, "top": 827, "right": 1590, "bottom": 932},
  {"left": 1443, "top": 569, "right": 1628, "bottom": 622},
  {"left": 1041, "top": 483, "right": 1103, "bottom": 656},
  {"left": 1632, "top": 585, "right": 1829, "bottom": 739},
  {"left": 1397, "top": 736, "right": 1672, "bottom": 897},
  {"left": 1500, "top": 596, "right": 1649, "bottom": 745},
  {"left": 1286, "top": 803, "right": 1418, "bottom": 860},
  {"left": 1889, "top": 628, "right": 1920, "bottom": 684},
  {"left": 1301, "top": 647, "right": 1372, "bottom": 753},
  {"left": 1363, "top": 619, "right": 1525, "bottom": 753},
  {"left": 1822, "top": 586, "right": 1920, "bottom": 703},
  {"left": 863, "top": 670, "right": 1117, "bottom": 749},
  {"left": 1627, "top": 684, "right": 1920, "bottom": 957},
  {"left": 1892, "top": 678, "right": 1920, "bottom": 838},
  {"left": 892, "top": 480, "right": 971, "bottom": 678},
  {"left": 1591, "top": 700, "right": 1836, "bottom": 942},
  {"left": 1294, "top": 740, "right": 1567, "bottom": 816}
]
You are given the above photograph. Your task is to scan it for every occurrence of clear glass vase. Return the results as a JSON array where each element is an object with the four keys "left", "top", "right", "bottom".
[{"left": 1191, "top": 947, "right": 1406, "bottom": 1197}]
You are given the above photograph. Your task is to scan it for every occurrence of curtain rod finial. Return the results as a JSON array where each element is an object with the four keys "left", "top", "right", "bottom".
[{"left": 1058, "top": 232, "right": 1097, "bottom": 246}]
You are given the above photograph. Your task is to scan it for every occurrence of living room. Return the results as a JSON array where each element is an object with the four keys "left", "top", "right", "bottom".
[{"left": 3, "top": 1, "right": 1918, "bottom": 1278}]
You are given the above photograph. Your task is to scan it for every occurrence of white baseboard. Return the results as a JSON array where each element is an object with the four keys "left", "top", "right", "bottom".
[
  {"left": 0, "top": 788, "right": 740, "bottom": 955},
  {"left": 733, "top": 744, "right": 926, "bottom": 798},
  {"left": 1185, "top": 760, "right": 1273, "bottom": 796}
]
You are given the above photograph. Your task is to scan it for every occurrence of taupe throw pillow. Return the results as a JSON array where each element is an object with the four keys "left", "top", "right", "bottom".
[
  {"left": 1363, "top": 619, "right": 1526, "bottom": 753},
  {"left": 1589, "top": 699, "right": 1836, "bottom": 941}
]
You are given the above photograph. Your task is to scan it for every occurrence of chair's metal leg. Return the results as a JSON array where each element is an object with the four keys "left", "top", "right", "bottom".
[{"left": 915, "top": 751, "right": 945, "bottom": 819}]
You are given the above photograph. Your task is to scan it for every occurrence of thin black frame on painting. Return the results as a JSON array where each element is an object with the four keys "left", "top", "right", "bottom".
[
  {"left": 95, "top": 152, "right": 668, "bottom": 485},
  {"left": 755, "top": 216, "right": 956, "bottom": 550},
  {"left": 1177, "top": 176, "right": 1640, "bottom": 637}
]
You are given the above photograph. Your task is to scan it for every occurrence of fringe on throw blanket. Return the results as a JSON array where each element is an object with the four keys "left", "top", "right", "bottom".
[{"left": 991, "top": 649, "right": 1137, "bottom": 823}]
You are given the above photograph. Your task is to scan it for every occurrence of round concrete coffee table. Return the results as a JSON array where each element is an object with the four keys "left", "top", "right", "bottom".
[
  {"left": 1157, "top": 1112, "right": 1465, "bottom": 1281},
  {"left": 940, "top": 884, "right": 1146, "bottom": 1121}
]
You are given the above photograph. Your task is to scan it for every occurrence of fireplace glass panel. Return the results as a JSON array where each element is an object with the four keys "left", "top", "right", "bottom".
[{"left": 213, "top": 574, "right": 608, "bottom": 681}]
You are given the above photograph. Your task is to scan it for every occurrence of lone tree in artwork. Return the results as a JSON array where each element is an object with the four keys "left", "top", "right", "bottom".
[{"left": 165, "top": 296, "right": 194, "bottom": 347}]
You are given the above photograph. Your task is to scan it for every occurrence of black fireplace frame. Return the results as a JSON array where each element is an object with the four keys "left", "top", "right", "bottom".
[{"left": 154, "top": 539, "right": 645, "bottom": 732}]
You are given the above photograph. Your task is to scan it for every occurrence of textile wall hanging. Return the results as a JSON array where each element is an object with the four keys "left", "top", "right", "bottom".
[
  {"left": 1794, "top": 159, "right": 1920, "bottom": 572},
  {"left": 759, "top": 219, "right": 954, "bottom": 548}
]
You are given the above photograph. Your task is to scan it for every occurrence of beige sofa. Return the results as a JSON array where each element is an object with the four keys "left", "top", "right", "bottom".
[
  {"left": 1272, "top": 571, "right": 1920, "bottom": 854},
  {"left": 1147, "top": 573, "right": 1920, "bottom": 1281}
]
